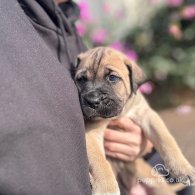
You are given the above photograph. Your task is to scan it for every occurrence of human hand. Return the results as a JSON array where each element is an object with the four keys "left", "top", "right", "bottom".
[{"left": 104, "top": 117, "right": 153, "bottom": 162}]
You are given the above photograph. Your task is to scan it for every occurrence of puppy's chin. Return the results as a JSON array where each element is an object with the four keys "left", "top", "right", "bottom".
[{"left": 81, "top": 105, "right": 123, "bottom": 120}]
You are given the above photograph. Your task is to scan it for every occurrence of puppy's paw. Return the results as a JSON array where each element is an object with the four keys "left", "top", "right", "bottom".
[
  {"left": 92, "top": 180, "right": 120, "bottom": 195},
  {"left": 92, "top": 185, "right": 120, "bottom": 195},
  {"left": 166, "top": 160, "right": 195, "bottom": 186},
  {"left": 93, "top": 189, "right": 120, "bottom": 195},
  {"left": 179, "top": 167, "right": 195, "bottom": 186}
]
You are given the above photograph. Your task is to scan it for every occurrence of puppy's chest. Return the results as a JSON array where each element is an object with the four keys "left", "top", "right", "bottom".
[
  {"left": 125, "top": 107, "right": 144, "bottom": 125},
  {"left": 122, "top": 93, "right": 150, "bottom": 126}
]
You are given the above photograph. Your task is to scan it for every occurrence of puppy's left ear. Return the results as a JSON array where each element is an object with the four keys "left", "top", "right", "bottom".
[
  {"left": 74, "top": 53, "right": 85, "bottom": 68},
  {"left": 71, "top": 53, "right": 85, "bottom": 77},
  {"left": 124, "top": 59, "right": 146, "bottom": 94},
  {"left": 74, "top": 49, "right": 95, "bottom": 68}
]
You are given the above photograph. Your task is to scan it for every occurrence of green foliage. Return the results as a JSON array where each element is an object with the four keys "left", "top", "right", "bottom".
[{"left": 125, "top": 4, "right": 195, "bottom": 91}]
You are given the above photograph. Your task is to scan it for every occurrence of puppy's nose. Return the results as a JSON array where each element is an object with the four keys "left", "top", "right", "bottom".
[{"left": 84, "top": 92, "right": 100, "bottom": 108}]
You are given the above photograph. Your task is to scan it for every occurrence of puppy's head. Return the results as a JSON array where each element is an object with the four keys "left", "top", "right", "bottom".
[{"left": 73, "top": 47, "right": 144, "bottom": 120}]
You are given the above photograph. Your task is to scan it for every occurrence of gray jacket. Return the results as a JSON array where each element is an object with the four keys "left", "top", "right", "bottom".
[{"left": 0, "top": 0, "right": 91, "bottom": 194}]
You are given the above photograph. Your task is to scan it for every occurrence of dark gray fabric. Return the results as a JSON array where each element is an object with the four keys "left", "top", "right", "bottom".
[{"left": 0, "top": 0, "right": 91, "bottom": 194}]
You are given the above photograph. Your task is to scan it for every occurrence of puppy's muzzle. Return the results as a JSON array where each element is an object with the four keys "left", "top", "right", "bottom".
[
  {"left": 83, "top": 91, "right": 107, "bottom": 109},
  {"left": 81, "top": 89, "right": 123, "bottom": 119}
]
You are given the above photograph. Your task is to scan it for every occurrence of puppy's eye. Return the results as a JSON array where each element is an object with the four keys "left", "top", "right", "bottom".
[
  {"left": 77, "top": 76, "right": 88, "bottom": 83},
  {"left": 107, "top": 74, "right": 121, "bottom": 82}
]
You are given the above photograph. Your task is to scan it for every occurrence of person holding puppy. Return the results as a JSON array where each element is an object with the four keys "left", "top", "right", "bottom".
[{"left": 1, "top": 0, "right": 186, "bottom": 195}]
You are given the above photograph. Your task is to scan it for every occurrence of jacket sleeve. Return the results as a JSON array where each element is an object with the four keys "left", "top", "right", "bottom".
[{"left": 0, "top": 0, "right": 91, "bottom": 194}]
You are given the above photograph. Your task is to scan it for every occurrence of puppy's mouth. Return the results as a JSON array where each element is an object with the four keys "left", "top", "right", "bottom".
[{"left": 80, "top": 95, "right": 123, "bottom": 120}]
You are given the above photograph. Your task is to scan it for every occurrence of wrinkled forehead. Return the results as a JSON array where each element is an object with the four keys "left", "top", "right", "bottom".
[{"left": 77, "top": 48, "right": 129, "bottom": 77}]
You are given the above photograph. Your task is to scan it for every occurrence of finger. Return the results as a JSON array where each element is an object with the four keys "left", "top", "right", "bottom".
[
  {"left": 104, "top": 141, "right": 135, "bottom": 156},
  {"left": 104, "top": 129, "right": 142, "bottom": 146},
  {"left": 105, "top": 151, "right": 135, "bottom": 162},
  {"left": 108, "top": 117, "right": 142, "bottom": 134},
  {"left": 141, "top": 139, "right": 154, "bottom": 156},
  {"left": 108, "top": 117, "right": 134, "bottom": 129},
  {"left": 104, "top": 141, "right": 141, "bottom": 159}
]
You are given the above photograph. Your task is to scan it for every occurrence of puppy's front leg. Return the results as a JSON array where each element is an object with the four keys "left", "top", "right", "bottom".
[
  {"left": 135, "top": 158, "right": 177, "bottom": 195},
  {"left": 86, "top": 132, "right": 120, "bottom": 195},
  {"left": 143, "top": 110, "right": 195, "bottom": 185}
]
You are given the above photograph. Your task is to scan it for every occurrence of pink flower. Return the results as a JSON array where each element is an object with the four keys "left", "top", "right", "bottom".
[
  {"left": 102, "top": 3, "right": 111, "bottom": 13},
  {"left": 116, "top": 9, "right": 125, "bottom": 19},
  {"left": 168, "top": 24, "right": 183, "bottom": 39},
  {"left": 78, "top": 1, "right": 92, "bottom": 22},
  {"left": 76, "top": 22, "right": 86, "bottom": 36},
  {"left": 110, "top": 42, "right": 138, "bottom": 61},
  {"left": 124, "top": 49, "right": 138, "bottom": 61},
  {"left": 182, "top": 5, "right": 195, "bottom": 20},
  {"left": 91, "top": 29, "right": 107, "bottom": 44},
  {"left": 110, "top": 42, "right": 125, "bottom": 52},
  {"left": 167, "top": 0, "right": 183, "bottom": 6},
  {"left": 139, "top": 82, "right": 154, "bottom": 95}
]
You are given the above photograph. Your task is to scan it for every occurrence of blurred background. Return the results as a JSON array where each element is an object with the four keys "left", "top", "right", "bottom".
[{"left": 73, "top": 0, "right": 195, "bottom": 194}]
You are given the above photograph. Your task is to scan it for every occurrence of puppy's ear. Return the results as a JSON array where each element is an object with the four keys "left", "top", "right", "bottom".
[
  {"left": 71, "top": 53, "right": 85, "bottom": 77},
  {"left": 74, "top": 53, "right": 85, "bottom": 68},
  {"left": 74, "top": 57, "right": 80, "bottom": 68},
  {"left": 124, "top": 59, "right": 145, "bottom": 94},
  {"left": 74, "top": 48, "right": 95, "bottom": 68}
]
